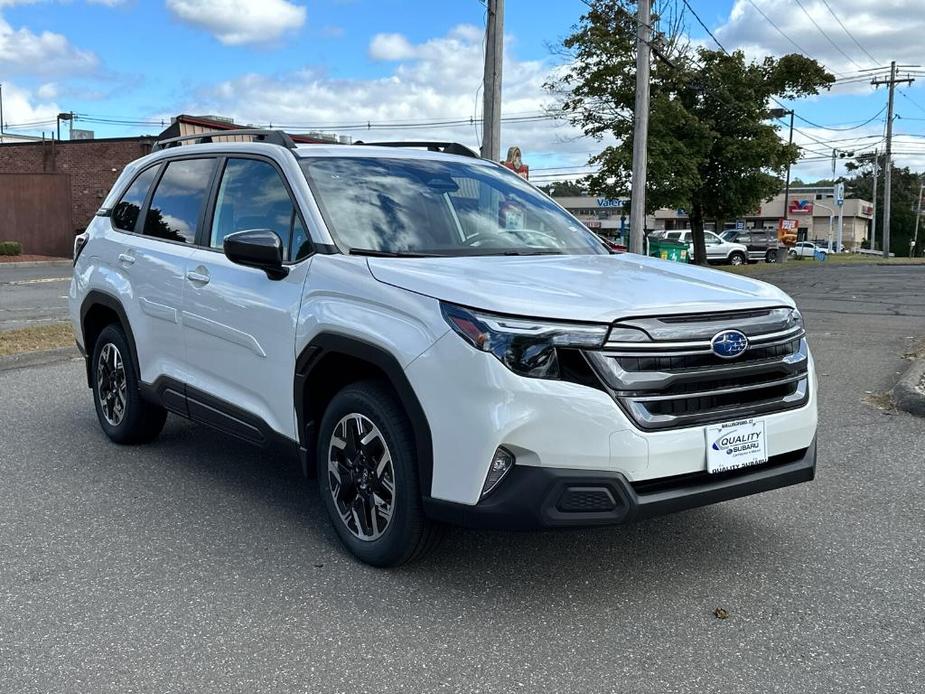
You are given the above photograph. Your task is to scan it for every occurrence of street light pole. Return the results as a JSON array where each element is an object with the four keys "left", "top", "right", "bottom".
[
  {"left": 56, "top": 111, "right": 73, "bottom": 141},
  {"left": 870, "top": 149, "right": 879, "bottom": 251},
  {"left": 783, "top": 110, "right": 794, "bottom": 220}
]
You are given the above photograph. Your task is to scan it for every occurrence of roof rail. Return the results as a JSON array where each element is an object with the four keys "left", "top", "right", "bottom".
[
  {"left": 152, "top": 129, "right": 297, "bottom": 152},
  {"left": 354, "top": 141, "right": 480, "bottom": 159}
]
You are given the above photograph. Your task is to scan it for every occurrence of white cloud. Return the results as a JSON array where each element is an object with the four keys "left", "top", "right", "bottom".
[
  {"left": 0, "top": 81, "right": 59, "bottom": 130},
  {"left": 368, "top": 33, "right": 415, "bottom": 61},
  {"left": 35, "top": 82, "right": 58, "bottom": 99},
  {"left": 165, "top": 0, "right": 306, "bottom": 46},
  {"left": 185, "top": 24, "right": 592, "bottom": 169},
  {"left": 715, "top": 0, "right": 924, "bottom": 80},
  {"left": 0, "top": 14, "right": 98, "bottom": 75}
]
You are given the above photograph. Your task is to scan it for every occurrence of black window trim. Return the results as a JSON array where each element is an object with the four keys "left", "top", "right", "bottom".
[
  {"left": 107, "top": 162, "right": 162, "bottom": 236},
  {"left": 109, "top": 154, "right": 220, "bottom": 249},
  {"left": 198, "top": 153, "right": 316, "bottom": 265}
]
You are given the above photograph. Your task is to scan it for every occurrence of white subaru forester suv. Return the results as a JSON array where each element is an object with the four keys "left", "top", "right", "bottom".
[{"left": 70, "top": 131, "right": 818, "bottom": 566}]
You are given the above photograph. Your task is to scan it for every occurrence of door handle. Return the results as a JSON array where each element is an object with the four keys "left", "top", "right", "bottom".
[
  {"left": 186, "top": 269, "right": 210, "bottom": 285},
  {"left": 118, "top": 252, "right": 135, "bottom": 266}
]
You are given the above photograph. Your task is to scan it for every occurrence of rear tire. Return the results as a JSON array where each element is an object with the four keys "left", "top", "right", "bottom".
[
  {"left": 91, "top": 324, "right": 167, "bottom": 444},
  {"left": 728, "top": 252, "right": 746, "bottom": 266},
  {"left": 316, "top": 380, "right": 440, "bottom": 567},
  {"left": 765, "top": 250, "right": 777, "bottom": 263}
]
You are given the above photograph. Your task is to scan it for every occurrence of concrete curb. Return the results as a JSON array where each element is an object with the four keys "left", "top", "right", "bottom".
[
  {"left": 0, "top": 346, "right": 81, "bottom": 373},
  {"left": 0, "top": 259, "right": 72, "bottom": 269},
  {"left": 892, "top": 358, "right": 925, "bottom": 417}
]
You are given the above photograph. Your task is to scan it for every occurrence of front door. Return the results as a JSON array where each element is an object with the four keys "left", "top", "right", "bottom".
[{"left": 181, "top": 156, "right": 313, "bottom": 441}]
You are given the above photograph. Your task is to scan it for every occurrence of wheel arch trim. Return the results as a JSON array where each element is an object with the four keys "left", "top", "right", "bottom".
[
  {"left": 79, "top": 290, "right": 139, "bottom": 388},
  {"left": 294, "top": 333, "right": 434, "bottom": 497}
]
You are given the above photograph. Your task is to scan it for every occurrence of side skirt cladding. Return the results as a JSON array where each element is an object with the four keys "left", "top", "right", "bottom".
[{"left": 294, "top": 334, "right": 435, "bottom": 498}]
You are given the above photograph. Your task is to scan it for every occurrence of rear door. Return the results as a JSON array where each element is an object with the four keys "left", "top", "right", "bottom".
[
  {"left": 181, "top": 155, "right": 313, "bottom": 442},
  {"left": 109, "top": 157, "right": 215, "bottom": 384}
]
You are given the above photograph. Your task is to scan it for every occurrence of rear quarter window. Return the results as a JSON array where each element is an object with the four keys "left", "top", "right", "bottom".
[{"left": 111, "top": 166, "right": 159, "bottom": 233}]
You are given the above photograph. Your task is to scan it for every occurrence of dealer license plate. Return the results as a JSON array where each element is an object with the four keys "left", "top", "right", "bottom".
[{"left": 705, "top": 419, "right": 768, "bottom": 474}]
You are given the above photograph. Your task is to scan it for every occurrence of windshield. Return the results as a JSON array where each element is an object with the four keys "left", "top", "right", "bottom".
[{"left": 300, "top": 156, "right": 606, "bottom": 256}]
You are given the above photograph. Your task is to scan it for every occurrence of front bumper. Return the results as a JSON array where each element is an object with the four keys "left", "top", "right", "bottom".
[{"left": 423, "top": 440, "right": 816, "bottom": 530}]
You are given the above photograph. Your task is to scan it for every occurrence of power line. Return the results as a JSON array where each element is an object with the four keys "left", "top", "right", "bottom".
[
  {"left": 680, "top": 0, "right": 726, "bottom": 54},
  {"left": 793, "top": 105, "right": 886, "bottom": 131},
  {"left": 792, "top": 0, "right": 865, "bottom": 71},
  {"left": 818, "top": 0, "right": 880, "bottom": 65},
  {"left": 898, "top": 90, "right": 925, "bottom": 117}
]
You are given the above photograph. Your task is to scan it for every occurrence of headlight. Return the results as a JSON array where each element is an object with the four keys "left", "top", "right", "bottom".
[
  {"left": 441, "top": 302, "right": 608, "bottom": 379},
  {"left": 788, "top": 308, "right": 804, "bottom": 330}
]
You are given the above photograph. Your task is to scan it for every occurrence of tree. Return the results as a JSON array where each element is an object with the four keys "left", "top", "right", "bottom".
[
  {"left": 845, "top": 157, "right": 923, "bottom": 256},
  {"left": 538, "top": 180, "right": 589, "bottom": 197},
  {"left": 546, "top": 1, "right": 834, "bottom": 263}
]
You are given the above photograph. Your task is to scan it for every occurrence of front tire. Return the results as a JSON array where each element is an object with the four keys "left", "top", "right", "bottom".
[
  {"left": 765, "top": 250, "right": 778, "bottom": 263},
  {"left": 91, "top": 324, "right": 167, "bottom": 444},
  {"left": 316, "top": 381, "right": 439, "bottom": 567}
]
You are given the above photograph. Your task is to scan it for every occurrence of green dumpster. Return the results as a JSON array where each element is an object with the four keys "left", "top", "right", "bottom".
[{"left": 648, "top": 238, "right": 690, "bottom": 263}]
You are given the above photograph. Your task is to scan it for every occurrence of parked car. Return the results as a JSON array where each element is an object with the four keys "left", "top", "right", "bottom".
[
  {"left": 724, "top": 229, "right": 781, "bottom": 263},
  {"left": 662, "top": 230, "right": 750, "bottom": 265},
  {"left": 790, "top": 241, "right": 827, "bottom": 259},
  {"left": 595, "top": 233, "right": 626, "bottom": 253},
  {"left": 70, "top": 132, "right": 818, "bottom": 566}
]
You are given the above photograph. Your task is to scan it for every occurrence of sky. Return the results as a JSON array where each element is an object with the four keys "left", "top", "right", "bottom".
[{"left": 1, "top": 0, "right": 925, "bottom": 183}]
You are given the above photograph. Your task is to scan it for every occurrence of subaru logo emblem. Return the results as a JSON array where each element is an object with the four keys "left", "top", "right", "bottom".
[{"left": 711, "top": 330, "right": 749, "bottom": 359}]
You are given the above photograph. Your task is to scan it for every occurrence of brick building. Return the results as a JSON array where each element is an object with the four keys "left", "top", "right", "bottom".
[
  {"left": 0, "top": 114, "right": 338, "bottom": 256},
  {"left": 0, "top": 137, "right": 155, "bottom": 234}
]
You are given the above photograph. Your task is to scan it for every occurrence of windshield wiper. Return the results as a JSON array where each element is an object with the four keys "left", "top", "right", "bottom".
[
  {"left": 348, "top": 248, "right": 440, "bottom": 258},
  {"left": 500, "top": 249, "right": 564, "bottom": 256}
]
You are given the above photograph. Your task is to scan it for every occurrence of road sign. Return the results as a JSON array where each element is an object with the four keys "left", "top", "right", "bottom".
[
  {"left": 835, "top": 182, "right": 845, "bottom": 207},
  {"left": 735, "top": 219, "right": 745, "bottom": 230}
]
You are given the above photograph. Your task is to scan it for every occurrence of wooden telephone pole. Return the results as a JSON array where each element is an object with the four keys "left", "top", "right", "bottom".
[
  {"left": 871, "top": 62, "right": 915, "bottom": 257},
  {"left": 480, "top": 0, "right": 504, "bottom": 162}
]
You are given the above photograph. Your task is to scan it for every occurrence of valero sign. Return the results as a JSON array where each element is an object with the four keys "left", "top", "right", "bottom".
[{"left": 788, "top": 199, "right": 813, "bottom": 215}]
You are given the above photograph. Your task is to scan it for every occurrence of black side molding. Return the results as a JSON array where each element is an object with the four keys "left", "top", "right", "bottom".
[{"left": 139, "top": 376, "right": 299, "bottom": 453}]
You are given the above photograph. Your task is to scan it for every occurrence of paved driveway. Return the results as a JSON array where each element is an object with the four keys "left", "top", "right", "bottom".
[
  {"left": 1, "top": 264, "right": 923, "bottom": 693},
  {"left": 0, "top": 263, "right": 72, "bottom": 331}
]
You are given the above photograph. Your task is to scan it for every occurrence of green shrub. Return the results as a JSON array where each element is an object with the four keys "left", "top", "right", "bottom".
[{"left": 0, "top": 241, "right": 23, "bottom": 256}]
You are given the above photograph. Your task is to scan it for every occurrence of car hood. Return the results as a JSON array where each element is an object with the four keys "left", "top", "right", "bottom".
[{"left": 367, "top": 254, "right": 794, "bottom": 323}]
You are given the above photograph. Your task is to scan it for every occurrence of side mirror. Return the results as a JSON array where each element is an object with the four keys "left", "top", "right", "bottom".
[{"left": 223, "top": 229, "right": 289, "bottom": 281}]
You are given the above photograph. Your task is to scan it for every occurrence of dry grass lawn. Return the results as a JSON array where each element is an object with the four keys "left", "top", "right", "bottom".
[{"left": 0, "top": 322, "right": 74, "bottom": 357}]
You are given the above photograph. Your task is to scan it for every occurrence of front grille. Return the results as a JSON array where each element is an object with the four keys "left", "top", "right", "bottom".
[{"left": 584, "top": 308, "right": 810, "bottom": 430}]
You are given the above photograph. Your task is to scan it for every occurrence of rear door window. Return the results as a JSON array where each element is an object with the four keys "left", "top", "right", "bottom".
[
  {"left": 142, "top": 158, "right": 215, "bottom": 244},
  {"left": 112, "top": 166, "right": 159, "bottom": 233}
]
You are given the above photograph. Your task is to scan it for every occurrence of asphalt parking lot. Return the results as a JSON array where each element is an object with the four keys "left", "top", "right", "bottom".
[
  {"left": 1, "top": 263, "right": 924, "bottom": 693},
  {"left": 0, "top": 263, "right": 72, "bottom": 331}
]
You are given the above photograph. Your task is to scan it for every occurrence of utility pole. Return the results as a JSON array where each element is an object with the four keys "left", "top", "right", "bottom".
[
  {"left": 480, "top": 0, "right": 504, "bottom": 162},
  {"left": 912, "top": 183, "right": 923, "bottom": 256},
  {"left": 629, "top": 0, "right": 651, "bottom": 255},
  {"left": 0, "top": 82, "right": 4, "bottom": 139},
  {"left": 870, "top": 149, "right": 878, "bottom": 251},
  {"left": 872, "top": 61, "right": 915, "bottom": 257}
]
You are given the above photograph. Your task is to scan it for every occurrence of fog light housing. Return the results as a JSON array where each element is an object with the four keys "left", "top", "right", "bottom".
[{"left": 481, "top": 447, "right": 515, "bottom": 498}]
